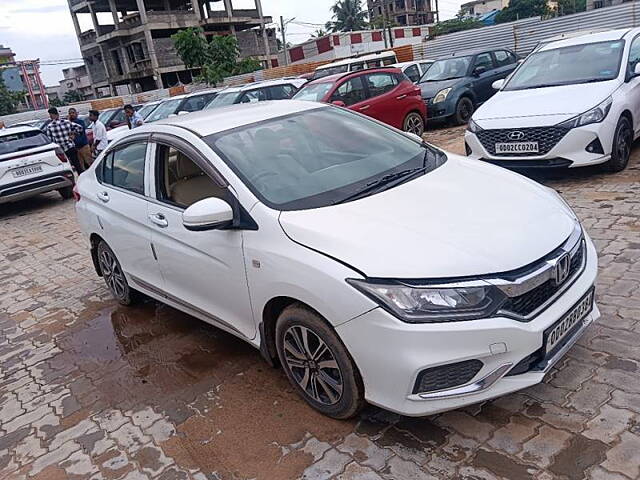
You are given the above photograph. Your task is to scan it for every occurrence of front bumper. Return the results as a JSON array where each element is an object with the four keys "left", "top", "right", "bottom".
[
  {"left": 336, "top": 235, "right": 599, "bottom": 417},
  {"left": 0, "top": 170, "right": 75, "bottom": 204},
  {"left": 465, "top": 121, "right": 615, "bottom": 168},
  {"left": 424, "top": 98, "right": 455, "bottom": 121}
]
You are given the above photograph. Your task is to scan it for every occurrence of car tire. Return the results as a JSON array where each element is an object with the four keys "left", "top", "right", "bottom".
[
  {"left": 96, "top": 240, "right": 139, "bottom": 306},
  {"left": 603, "top": 116, "right": 633, "bottom": 173},
  {"left": 275, "top": 304, "right": 365, "bottom": 419},
  {"left": 403, "top": 112, "right": 425, "bottom": 137},
  {"left": 454, "top": 97, "right": 474, "bottom": 126},
  {"left": 58, "top": 186, "right": 74, "bottom": 200}
]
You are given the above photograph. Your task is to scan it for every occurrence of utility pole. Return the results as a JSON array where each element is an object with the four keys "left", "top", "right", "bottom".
[
  {"left": 255, "top": 0, "right": 272, "bottom": 69},
  {"left": 280, "top": 16, "right": 289, "bottom": 66},
  {"left": 435, "top": 0, "right": 440, "bottom": 23}
]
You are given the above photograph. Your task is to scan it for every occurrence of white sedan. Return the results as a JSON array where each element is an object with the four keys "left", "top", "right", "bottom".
[
  {"left": 465, "top": 28, "right": 640, "bottom": 172},
  {"left": 75, "top": 100, "right": 599, "bottom": 418}
]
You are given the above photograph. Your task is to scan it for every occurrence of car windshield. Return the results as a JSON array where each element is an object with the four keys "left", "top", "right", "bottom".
[
  {"left": 206, "top": 91, "right": 241, "bottom": 108},
  {"left": 421, "top": 56, "right": 472, "bottom": 82},
  {"left": 98, "top": 110, "right": 116, "bottom": 125},
  {"left": 205, "top": 107, "right": 446, "bottom": 210},
  {"left": 0, "top": 130, "right": 51, "bottom": 155},
  {"left": 145, "top": 99, "right": 182, "bottom": 122},
  {"left": 137, "top": 103, "right": 160, "bottom": 119},
  {"left": 293, "top": 83, "right": 334, "bottom": 102},
  {"left": 504, "top": 40, "right": 624, "bottom": 91}
]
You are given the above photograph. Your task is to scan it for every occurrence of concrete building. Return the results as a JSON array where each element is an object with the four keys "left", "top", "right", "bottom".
[
  {"left": 66, "top": 0, "right": 276, "bottom": 96},
  {"left": 586, "top": 0, "right": 631, "bottom": 9},
  {"left": 0, "top": 45, "right": 48, "bottom": 111},
  {"left": 367, "top": 0, "right": 437, "bottom": 27},
  {"left": 460, "top": 0, "right": 508, "bottom": 17},
  {"left": 58, "top": 65, "right": 95, "bottom": 101}
]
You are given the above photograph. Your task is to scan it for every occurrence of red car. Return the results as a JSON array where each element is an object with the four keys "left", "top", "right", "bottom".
[{"left": 293, "top": 67, "right": 427, "bottom": 136}]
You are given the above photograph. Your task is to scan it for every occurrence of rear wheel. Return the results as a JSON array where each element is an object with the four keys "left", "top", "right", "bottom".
[
  {"left": 403, "top": 112, "right": 425, "bottom": 137},
  {"left": 58, "top": 186, "right": 74, "bottom": 200},
  {"left": 97, "top": 241, "right": 138, "bottom": 305},
  {"left": 454, "top": 97, "right": 474, "bottom": 125},
  {"left": 603, "top": 116, "right": 633, "bottom": 173},
  {"left": 275, "top": 305, "right": 364, "bottom": 419}
]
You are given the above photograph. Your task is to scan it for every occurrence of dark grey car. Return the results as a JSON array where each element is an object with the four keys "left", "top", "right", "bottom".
[{"left": 419, "top": 48, "right": 519, "bottom": 125}]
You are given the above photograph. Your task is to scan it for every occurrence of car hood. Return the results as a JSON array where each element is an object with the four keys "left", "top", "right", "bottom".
[
  {"left": 474, "top": 81, "right": 618, "bottom": 126},
  {"left": 419, "top": 78, "right": 463, "bottom": 99},
  {"left": 279, "top": 156, "right": 576, "bottom": 278}
]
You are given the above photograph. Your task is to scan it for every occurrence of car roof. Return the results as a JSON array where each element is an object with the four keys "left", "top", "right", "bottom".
[
  {"left": 219, "top": 78, "right": 305, "bottom": 93},
  {"left": 537, "top": 27, "right": 633, "bottom": 52},
  {"left": 316, "top": 51, "right": 397, "bottom": 70},
  {"left": 148, "top": 100, "right": 325, "bottom": 137},
  {"left": 0, "top": 125, "right": 43, "bottom": 136},
  {"left": 391, "top": 60, "right": 435, "bottom": 69},
  {"left": 438, "top": 48, "right": 500, "bottom": 59},
  {"left": 305, "top": 67, "right": 402, "bottom": 86}
]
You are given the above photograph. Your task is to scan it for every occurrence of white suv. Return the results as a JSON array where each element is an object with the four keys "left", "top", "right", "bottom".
[
  {"left": 205, "top": 78, "right": 307, "bottom": 108},
  {"left": 465, "top": 28, "right": 640, "bottom": 172},
  {"left": 75, "top": 101, "right": 599, "bottom": 418},
  {"left": 0, "top": 126, "right": 75, "bottom": 204}
]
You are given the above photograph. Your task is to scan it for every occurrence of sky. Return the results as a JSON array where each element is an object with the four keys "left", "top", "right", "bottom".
[{"left": 0, "top": 0, "right": 463, "bottom": 86}]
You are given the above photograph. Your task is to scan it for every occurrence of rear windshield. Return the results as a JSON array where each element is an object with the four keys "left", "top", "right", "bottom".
[{"left": 0, "top": 130, "right": 51, "bottom": 155}]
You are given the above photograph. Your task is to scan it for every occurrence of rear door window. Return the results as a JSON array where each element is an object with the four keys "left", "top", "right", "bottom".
[
  {"left": 0, "top": 130, "right": 51, "bottom": 155},
  {"left": 239, "top": 89, "right": 268, "bottom": 103},
  {"left": 494, "top": 50, "right": 517, "bottom": 67},
  {"left": 474, "top": 53, "right": 495, "bottom": 72},
  {"left": 364, "top": 73, "right": 398, "bottom": 98},
  {"left": 268, "top": 84, "right": 298, "bottom": 100},
  {"left": 181, "top": 93, "right": 217, "bottom": 112},
  {"left": 330, "top": 77, "right": 367, "bottom": 106}
]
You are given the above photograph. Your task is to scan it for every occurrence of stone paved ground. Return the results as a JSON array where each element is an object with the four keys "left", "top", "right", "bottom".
[{"left": 1, "top": 126, "right": 640, "bottom": 480}]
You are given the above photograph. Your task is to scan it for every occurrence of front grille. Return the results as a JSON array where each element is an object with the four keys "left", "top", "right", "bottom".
[
  {"left": 476, "top": 127, "right": 569, "bottom": 157},
  {"left": 412, "top": 359, "right": 483, "bottom": 394},
  {"left": 502, "top": 242, "right": 585, "bottom": 317}
]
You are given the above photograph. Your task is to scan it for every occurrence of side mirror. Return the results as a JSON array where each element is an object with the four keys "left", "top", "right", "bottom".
[
  {"left": 634, "top": 63, "right": 640, "bottom": 76},
  {"left": 183, "top": 198, "right": 234, "bottom": 231},
  {"left": 492, "top": 79, "right": 505, "bottom": 90},
  {"left": 167, "top": 113, "right": 178, "bottom": 118},
  {"left": 331, "top": 100, "right": 346, "bottom": 107},
  {"left": 473, "top": 66, "right": 487, "bottom": 77},
  {"left": 177, "top": 111, "right": 189, "bottom": 115}
]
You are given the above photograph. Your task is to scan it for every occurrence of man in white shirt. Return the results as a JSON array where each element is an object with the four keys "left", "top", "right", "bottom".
[{"left": 89, "top": 110, "right": 108, "bottom": 163}]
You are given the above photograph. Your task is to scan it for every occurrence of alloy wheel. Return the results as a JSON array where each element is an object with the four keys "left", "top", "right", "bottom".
[
  {"left": 404, "top": 113, "right": 424, "bottom": 136},
  {"left": 99, "top": 248, "right": 127, "bottom": 300},
  {"left": 282, "top": 325, "right": 344, "bottom": 405},
  {"left": 616, "top": 122, "right": 632, "bottom": 164}
]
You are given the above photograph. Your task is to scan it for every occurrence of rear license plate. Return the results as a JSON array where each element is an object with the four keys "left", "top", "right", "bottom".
[
  {"left": 12, "top": 165, "right": 43, "bottom": 178},
  {"left": 545, "top": 288, "right": 594, "bottom": 356},
  {"left": 495, "top": 142, "right": 539, "bottom": 154}
]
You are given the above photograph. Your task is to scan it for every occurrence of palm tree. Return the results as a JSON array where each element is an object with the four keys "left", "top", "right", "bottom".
[
  {"left": 326, "top": 0, "right": 368, "bottom": 32},
  {"left": 311, "top": 28, "right": 328, "bottom": 38}
]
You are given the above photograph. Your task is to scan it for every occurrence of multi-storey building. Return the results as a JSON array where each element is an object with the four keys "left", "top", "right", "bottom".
[
  {"left": 0, "top": 45, "right": 48, "bottom": 111},
  {"left": 57, "top": 65, "right": 95, "bottom": 101},
  {"left": 66, "top": 0, "right": 277, "bottom": 96},
  {"left": 367, "top": 0, "right": 437, "bottom": 27}
]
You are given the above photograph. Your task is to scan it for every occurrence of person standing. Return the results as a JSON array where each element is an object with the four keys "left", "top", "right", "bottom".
[
  {"left": 44, "top": 107, "right": 84, "bottom": 174},
  {"left": 68, "top": 108, "right": 91, "bottom": 170},
  {"left": 89, "top": 110, "right": 108, "bottom": 161},
  {"left": 124, "top": 104, "right": 144, "bottom": 129}
]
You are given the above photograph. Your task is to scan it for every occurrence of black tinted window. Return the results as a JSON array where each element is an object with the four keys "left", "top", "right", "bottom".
[
  {"left": 495, "top": 50, "right": 516, "bottom": 67},
  {"left": 239, "top": 89, "right": 268, "bottom": 103},
  {"left": 331, "top": 77, "right": 366, "bottom": 106},
  {"left": 404, "top": 65, "right": 420, "bottom": 83},
  {"left": 268, "top": 84, "right": 297, "bottom": 100},
  {"left": 0, "top": 130, "right": 51, "bottom": 155},
  {"left": 365, "top": 73, "right": 398, "bottom": 98},
  {"left": 103, "top": 143, "right": 147, "bottom": 195},
  {"left": 182, "top": 93, "right": 217, "bottom": 112},
  {"left": 474, "top": 53, "right": 494, "bottom": 71}
]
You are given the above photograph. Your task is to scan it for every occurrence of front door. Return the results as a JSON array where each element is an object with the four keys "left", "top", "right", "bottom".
[
  {"left": 147, "top": 142, "right": 256, "bottom": 339},
  {"left": 361, "top": 71, "right": 405, "bottom": 129},
  {"left": 471, "top": 52, "right": 498, "bottom": 104},
  {"left": 626, "top": 35, "right": 640, "bottom": 137}
]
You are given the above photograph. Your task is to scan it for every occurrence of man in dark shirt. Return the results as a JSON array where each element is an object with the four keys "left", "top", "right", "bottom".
[
  {"left": 68, "top": 108, "right": 91, "bottom": 170},
  {"left": 44, "top": 107, "right": 84, "bottom": 173}
]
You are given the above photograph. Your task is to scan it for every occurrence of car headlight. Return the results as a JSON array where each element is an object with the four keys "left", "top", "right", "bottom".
[
  {"left": 433, "top": 87, "right": 452, "bottom": 104},
  {"left": 558, "top": 96, "right": 613, "bottom": 129},
  {"left": 467, "top": 118, "right": 483, "bottom": 133},
  {"left": 347, "top": 279, "right": 506, "bottom": 323}
]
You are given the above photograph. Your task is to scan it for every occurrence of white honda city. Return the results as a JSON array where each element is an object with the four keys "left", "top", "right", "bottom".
[
  {"left": 75, "top": 101, "right": 599, "bottom": 418},
  {"left": 465, "top": 28, "right": 640, "bottom": 172}
]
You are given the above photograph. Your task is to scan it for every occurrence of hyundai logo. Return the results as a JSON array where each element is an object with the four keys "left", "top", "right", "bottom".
[
  {"left": 508, "top": 131, "right": 526, "bottom": 141},
  {"left": 553, "top": 253, "right": 571, "bottom": 286}
]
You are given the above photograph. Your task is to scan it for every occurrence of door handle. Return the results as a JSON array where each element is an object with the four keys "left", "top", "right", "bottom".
[
  {"left": 396, "top": 94, "right": 407, "bottom": 100},
  {"left": 96, "top": 191, "right": 109, "bottom": 203},
  {"left": 149, "top": 213, "right": 168, "bottom": 228},
  {"left": 359, "top": 105, "right": 370, "bottom": 111}
]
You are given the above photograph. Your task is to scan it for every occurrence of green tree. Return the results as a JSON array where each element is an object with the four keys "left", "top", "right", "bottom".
[
  {"left": 311, "top": 28, "right": 328, "bottom": 38},
  {"left": 49, "top": 97, "right": 65, "bottom": 108},
  {"left": 0, "top": 76, "right": 24, "bottom": 115},
  {"left": 495, "top": 0, "right": 549, "bottom": 23},
  {"left": 171, "top": 27, "right": 211, "bottom": 69},
  {"left": 63, "top": 89, "right": 83, "bottom": 104},
  {"left": 556, "top": 0, "right": 586, "bottom": 15},
  {"left": 432, "top": 17, "right": 484, "bottom": 36},
  {"left": 326, "top": 0, "right": 368, "bottom": 32}
]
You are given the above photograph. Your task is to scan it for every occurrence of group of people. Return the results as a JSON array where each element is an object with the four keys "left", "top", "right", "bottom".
[{"left": 42, "top": 104, "right": 143, "bottom": 174}]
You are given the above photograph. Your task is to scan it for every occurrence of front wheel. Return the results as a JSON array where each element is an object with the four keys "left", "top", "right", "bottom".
[
  {"left": 275, "top": 305, "right": 364, "bottom": 419},
  {"left": 453, "top": 97, "right": 474, "bottom": 125},
  {"left": 603, "top": 116, "right": 633, "bottom": 173},
  {"left": 97, "top": 241, "right": 139, "bottom": 306},
  {"left": 58, "top": 185, "right": 74, "bottom": 200},
  {"left": 403, "top": 112, "right": 425, "bottom": 137}
]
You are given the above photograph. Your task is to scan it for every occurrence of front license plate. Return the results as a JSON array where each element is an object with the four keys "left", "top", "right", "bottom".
[
  {"left": 12, "top": 165, "right": 43, "bottom": 178},
  {"left": 545, "top": 288, "right": 594, "bottom": 356},
  {"left": 495, "top": 142, "right": 539, "bottom": 154}
]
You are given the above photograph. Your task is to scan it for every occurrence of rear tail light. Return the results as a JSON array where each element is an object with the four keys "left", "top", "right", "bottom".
[
  {"left": 72, "top": 184, "right": 81, "bottom": 202},
  {"left": 55, "top": 148, "right": 68, "bottom": 163}
]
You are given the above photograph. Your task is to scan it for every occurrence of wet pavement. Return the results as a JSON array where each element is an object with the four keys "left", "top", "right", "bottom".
[{"left": 1, "top": 126, "right": 640, "bottom": 480}]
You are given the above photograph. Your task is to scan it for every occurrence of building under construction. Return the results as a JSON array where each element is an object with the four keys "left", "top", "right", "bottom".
[{"left": 66, "top": 0, "right": 277, "bottom": 96}]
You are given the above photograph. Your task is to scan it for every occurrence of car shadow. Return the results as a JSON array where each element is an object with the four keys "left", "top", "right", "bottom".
[{"left": 0, "top": 193, "right": 70, "bottom": 220}]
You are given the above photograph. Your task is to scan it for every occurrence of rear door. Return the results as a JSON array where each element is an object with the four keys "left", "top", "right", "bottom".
[
  {"left": 492, "top": 50, "right": 519, "bottom": 82},
  {"left": 360, "top": 72, "right": 405, "bottom": 128},
  {"left": 267, "top": 84, "right": 299, "bottom": 100},
  {"left": 329, "top": 76, "right": 368, "bottom": 113},
  {"left": 93, "top": 139, "right": 163, "bottom": 289}
]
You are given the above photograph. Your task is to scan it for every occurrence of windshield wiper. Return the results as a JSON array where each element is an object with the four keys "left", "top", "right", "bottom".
[{"left": 333, "top": 167, "right": 427, "bottom": 205}]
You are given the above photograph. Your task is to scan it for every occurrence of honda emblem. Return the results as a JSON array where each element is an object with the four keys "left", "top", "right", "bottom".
[{"left": 553, "top": 253, "right": 571, "bottom": 286}]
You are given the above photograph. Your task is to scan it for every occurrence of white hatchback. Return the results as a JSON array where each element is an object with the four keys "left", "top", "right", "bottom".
[
  {"left": 75, "top": 101, "right": 599, "bottom": 418},
  {"left": 465, "top": 28, "right": 640, "bottom": 172},
  {"left": 0, "top": 126, "right": 75, "bottom": 204}
]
